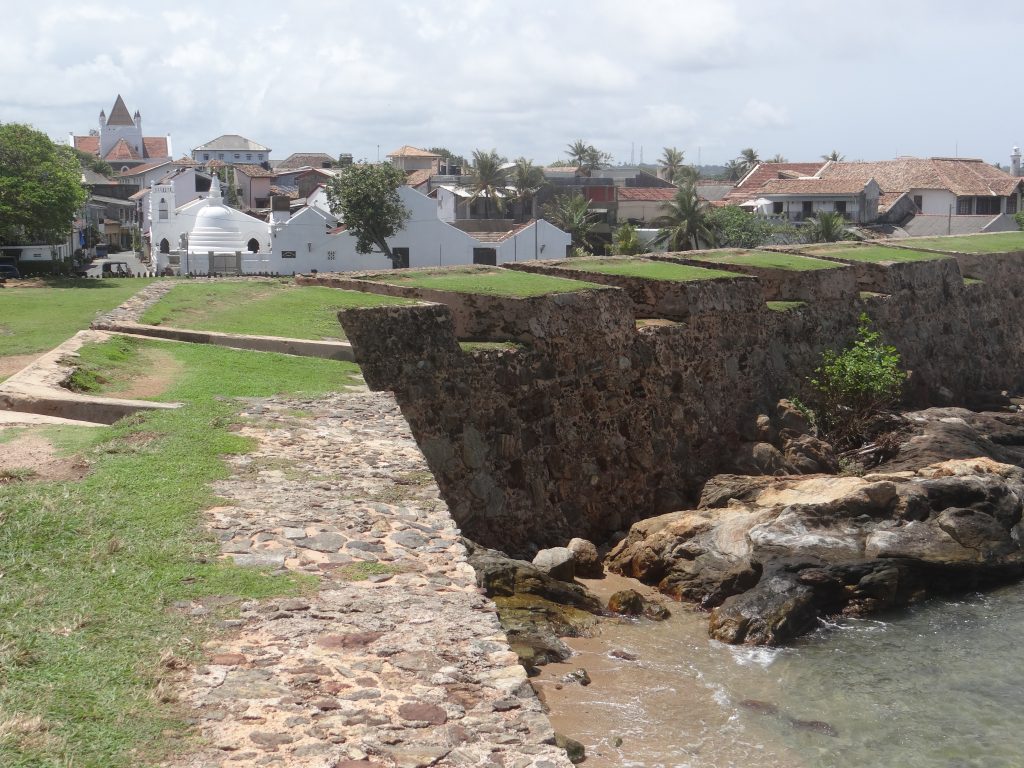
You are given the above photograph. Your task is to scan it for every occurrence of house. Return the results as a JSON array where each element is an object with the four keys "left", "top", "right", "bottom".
[
  {"left": 117, "top": 159, "right": 177, "bottom": 190},
  {"left": 275, "top": 152, "right": 340, "bottom": 171},
  {"left": 386, "top": 146, "right": 441, "bottom": 173},
  {"left": 232, "top": 164, "right": 276, "bottom": 210},
  {"left": 192, "top": 135, "right": 271, "bottom": 166},
  {"left": 132, "top": 166, "right": 212, "bottom": 250},
  {"left": 616, "top": 187, "right": 679, "bottom": 226},
  {"left": 69, "top": 95, "right": 172, "bottom": 173}
]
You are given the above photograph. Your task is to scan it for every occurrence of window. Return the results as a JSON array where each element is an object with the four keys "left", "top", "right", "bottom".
[
  {"left": 247, "top": 238, "right": 260, "bottom": 253},
  {"left": 956, "top": 197, "right": 972, "bottom": 215},
  {"left": 772, "top": 202, "right": 784, "bottom": 215},
  {"left": 802, "top": 200, "right": 814, "bottom": 217},
  {"left": 281, "top": 250, "right": 296, "bottom": 259},
  {"left": 834, "top": 201, "right": 847, "bottom": 214},
  {"left": 218, "top": 153, "right": 224, "bottom": 160},
  {"left": 159, "top": 238, "right": 170, "bottom": 254},
  {"left": 473, "top": 247, "right": 497, "bottom": 266},
  {"left": 913, "top": 195, "right": 923, "bottom": 211},
  {"left": 158, "top": 198, "right": 168, "bottom": 220},
  {"left": 203, "top": 153, "right": 209, "bottom": 161},
  {"left": 1008, "top": 196, "right": 1018, "bottom": 215},
  {"left": 391, "top": 247, "right": 410, "bottom": 269},
  {"left": 976, "top": 197, "right": 1001, "bottom": 215},
  {"left": 246, "top": 154, "right": 252, "bottom": 161},
  {"left": 234, "top": 154, "right": 240, "bottom": 160}
]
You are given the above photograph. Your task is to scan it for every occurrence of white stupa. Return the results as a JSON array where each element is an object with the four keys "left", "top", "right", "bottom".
[{"left": 188, "top": 176, "right": 246, "bottom": 255}]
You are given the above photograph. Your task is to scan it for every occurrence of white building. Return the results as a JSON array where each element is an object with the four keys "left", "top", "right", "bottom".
[
  {"left": 192, "top": 135, "right": 270, "bottom": 165},
  {"left": 70, "top": 95, "right": 171, "bottom": 173}
]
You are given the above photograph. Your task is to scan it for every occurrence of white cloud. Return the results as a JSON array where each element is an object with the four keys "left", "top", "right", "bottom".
[{"left": 739, "top": 99, "right": 789, "bottom": 130}]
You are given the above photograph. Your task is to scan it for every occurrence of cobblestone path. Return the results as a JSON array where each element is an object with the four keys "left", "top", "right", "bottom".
[{"left": 168, "top": 385, "right": 571, "bottom": 768}]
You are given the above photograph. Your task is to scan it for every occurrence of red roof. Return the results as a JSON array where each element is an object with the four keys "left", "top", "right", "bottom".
[
  {"left": 143, "top": 137, "right": 169, "bottom": 159},
  {"left": 233, "top": 163, "right": 275, "bottom": 178},
  {"left": 73, "top": 136, "right": 100, "bottom": 154},
  {"left": 617, "top": 187, "right": 678, "bottom": 202},
  {"left": 405, "top": 168, "right": 432, "bottom": 188},
  {"left": 118, "top": 159, "right": 171, "bottom": 177},
  {"left": 104, "top": 138, "right": 141, "bottom": 162}
]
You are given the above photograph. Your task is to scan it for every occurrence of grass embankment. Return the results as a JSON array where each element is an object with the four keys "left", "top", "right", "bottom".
[
  {"left": 563, "top": 258, "right": 736, "bottom": 281},
  {"left": 690, "top": 251, "right": 839, "bottom": 271},
  {"left": 369, "top": 267, "right": 599, "bottom": 296},
  {"left": 766, "top": 300, "right": 807, "bottom": 311},
  {"left": 900, "top": 232, "right": 1024, "bottom": 254},
  {"left": 139, "top": 280, "right": 408, "bottom": 340},
  {"left": 805, "top": 245, "right": 946, "bottom": 263},
  {"left": 0, "top": 279, "right": 153, "bottom": 358},
  {"left": 0, "top": 336, "right": 359, "bottom": 766}
]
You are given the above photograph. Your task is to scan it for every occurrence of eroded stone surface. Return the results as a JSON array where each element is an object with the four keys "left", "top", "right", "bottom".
[{"left": 167, "top": 386, "right": 571, "bottom": 767}]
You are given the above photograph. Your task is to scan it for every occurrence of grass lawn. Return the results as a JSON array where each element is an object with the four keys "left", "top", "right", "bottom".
[
  {"left": 369, "top": 267, "right": 599, "bottom": 296},
  {"left": 690, "top": 251, "right": 840, "bottom": 271},
  {"left": 0, "top": 278, "right": 153, "bottom": 358},
  {"left": 0, "top": 337, "right": 359, "bottom": 766},
  {"left": 563, "top": 258, "right": 736, "bottom": 281},
  {"left": 803, "top": 245, "right": 946, "bottom": 263},
  {"left": 766, "top": 300, "right": 807, "bottom": 311},
  {"left": 139, "top": 281, "right": 409, "bottom": 340},
  {"left": 896, "top": 232, "right": 1024, "bottom": 254}
]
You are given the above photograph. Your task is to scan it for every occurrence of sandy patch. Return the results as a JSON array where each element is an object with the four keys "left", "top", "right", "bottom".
[
  {"left": 0, "top": 431, "right": 90, "bottom": 484},
  {"left": 0, "top": 353, "right": 40, "bottom": 378},
  {"left": 101, "top": 348, "right": 183, "bottom": 400}
]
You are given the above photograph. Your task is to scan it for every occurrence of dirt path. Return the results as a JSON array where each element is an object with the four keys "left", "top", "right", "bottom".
[
  {"left": 102, "top": 348, "right": 183, "bottom": 400},
  {"left": 0, "top": 353, "right": 40, "bottom": 379},
  {"left": 0, "top": 430, "right": 90, "bottom": 484}
]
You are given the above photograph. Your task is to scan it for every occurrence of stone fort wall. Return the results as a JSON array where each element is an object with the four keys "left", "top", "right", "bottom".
[{"left": 302, "top": 247, "right": 1024, "bottom": 556}]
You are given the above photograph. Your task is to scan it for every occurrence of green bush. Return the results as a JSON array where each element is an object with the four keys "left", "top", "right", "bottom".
[
  {"left": 809, "top": 313, "right": 906, "bottom": 448},
  {"left": 1015, "top": 211, "right": 1024, "bottom": 231}
]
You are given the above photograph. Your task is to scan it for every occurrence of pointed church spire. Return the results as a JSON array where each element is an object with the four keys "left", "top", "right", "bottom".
[{"left": 107, "top": 95, "right": 134, "bottom": 126}]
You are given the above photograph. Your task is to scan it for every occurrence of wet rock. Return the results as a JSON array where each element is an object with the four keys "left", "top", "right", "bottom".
[
  {"left": 567, "top": 537, "right": 603, "bottom": 578},
  {"left": 738, "top": 699, "right": 779, "bottom": 716},
  {"left": 609, "top": 649, "right": 637, "bottom": 661},
  {"left": 532, "top": 547, "right": 576, "bottom": 582},
  {"left": 606, "top": 589, "right": 670, "bottom": 620},
  {"left": 464, "top": 540, "right": 600, "bottom": 611},
  {"left": 561, "top": 668, "right": 591, "bottom": 686},
  {"left": 554, "top": 732, "right": 586, "bottom": 764},
  {"left": 789, "top": 718, "right": 839, "bottom": 737}
]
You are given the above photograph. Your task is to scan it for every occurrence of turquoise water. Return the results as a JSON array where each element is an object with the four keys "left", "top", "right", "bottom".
[{"left": 541, "top": 577, "right": 1024, "bottom": 767}]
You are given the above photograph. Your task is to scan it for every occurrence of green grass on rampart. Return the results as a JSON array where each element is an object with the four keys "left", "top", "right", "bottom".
[
  {"left": 690, "top": 251, "right": 840, "bottom": 271},
  {"left": 564, "top": 258, "right": 737, "bottom": 281},
  {"left": 805, "top": 245, "right": 946, "bottom": 263},
  {"left": 0, "top": 338, "right": 358, "bottom": 766},
  {"left": 896, "top": 232, "right": 1024, "bottom": 254},
  {"left": 0, "top": 278, "right": 154, "bottom": 357},
  {"left": 140, "top": 281, "right": 409, "bottom": 340},
  {"left": 370, "top": 267, "right": 600, "bottom": 296}
]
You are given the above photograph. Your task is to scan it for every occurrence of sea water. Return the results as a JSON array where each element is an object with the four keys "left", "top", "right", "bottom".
[{"left": 539, "top": 575, "right": 1024, "bottom": 767}]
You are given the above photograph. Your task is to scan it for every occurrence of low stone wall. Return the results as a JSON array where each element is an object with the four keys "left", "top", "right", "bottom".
[
  {"left": 338, "top": 252, "right": 1024, "bottom": 555},
  {"left": 503, "top": 260, "right": 762, "bottom": 320}
]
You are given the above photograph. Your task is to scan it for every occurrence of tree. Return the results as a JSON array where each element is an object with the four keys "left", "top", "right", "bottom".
[
  {"left": 325, "top": 162, "right": 411, "bottom": 263},
  {"left": 722, "top": 159, "right": 744, "bottom": 181},
  {"left": 821, "top": 150, "right": 845, "bottom": 162},
  {"left": 652, "top": 183, "right": 717, "bottom": 251},
  {"left": 767, "top": 153, "right": 788, "bottom": 163},
  {"left": 706, "top": 205, "right": 797, "bottom": 248},
  {"left": 611, "top": 223, "right": 643, "bottom": 255},
  {"left": 660, "top": 147, "right": 685, "bottom": 183},
  {"left": 805, "top": 211, "right": 849, "bottom": 243},
  {"left": 509, "top": 157, "right": 545, "bottom": 220},
  {"left": 466, "top": 149, "right": 508, "bottom": 218},
  {"left": 544, "top": 191, "right": 598, "bottom": 251},
  {"left": 0, "top": 123, "right": 87, "bottom": 245},
  {"left": 736, "top": 147, "right": 760, "bottom": 177},
  {"left": 73, "top": 147, "right": 113, "bottom": 178},
  {"left": 566, "top": 139, "right": 591, "bottom": 168},
  {"left": 566, "top": 139, "right": 611, "bottom": 174},
  {"left": 426, "top": 147, "right": 467, "bottom": 173}
]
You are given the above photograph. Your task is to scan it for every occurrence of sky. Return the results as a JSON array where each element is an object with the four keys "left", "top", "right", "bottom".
[{"left": 2, "top": 0, "right": 1023, "bottom": 169}]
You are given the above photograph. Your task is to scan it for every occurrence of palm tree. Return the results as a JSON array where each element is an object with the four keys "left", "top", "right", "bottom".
[
  {"left": 737, "top": 148, "right": 760, "bottom": 177},
  {"left": 566, "top": 140, "right": 610, "bottom": 175},
  {"left": 806, "top": 211, "right": 849, "bottom": 243},
  {"left": 722, "top": 159, "right": 744, "bottom": 182},
  {"left": 660, "top": 147, "right": 685, "bottom": 183},
  {"left": 509, "top": 157, "right": 545, "bottom": 220},
  {"left": 566, "top": 139, "right": 591, "bottom": 169},
  {"left": 612, "top": 223, "right": 643, "bottom": 255},
  {"left": 821, "top": 150, "right": 845, "bottom": 162},
  {"left": 466, "top": 149, "right": 508, "bottom": 218},
  {"left": 768, "top": 153, "right": 788, "bottom": 163},
  {"left": 544, "top": 192, "right": 598, "bottom": 251},
  {"left": 652, "top": 183, "right": 717, "bottom": 251}
]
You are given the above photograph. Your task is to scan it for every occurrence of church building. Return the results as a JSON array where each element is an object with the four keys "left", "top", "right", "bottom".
[{"left": 69, "top": 95, "right": 172, "bottom": 173}]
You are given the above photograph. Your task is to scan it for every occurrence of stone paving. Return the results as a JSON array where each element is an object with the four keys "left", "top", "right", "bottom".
[
  {"left": 93, "top": 278, "right": 180, "bottom": 326},
  {"left": 168, "top": 386, "right": 572, "bottom": 768}
]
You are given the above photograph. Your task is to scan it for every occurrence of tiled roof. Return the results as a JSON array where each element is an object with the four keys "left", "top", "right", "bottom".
[
  {"left": 233, "top": 163, "right": 275, "bottom": 178},
  {"left": 193, "top": 134, "right": 270, "bottom": 152},
  {"left": 80, "top": 167, "right": 113, "bottom": 185},
  {"left": 107, "top": 95, "right": 135, "bottom": 126},
  {"left": 405, "top": 168, "right": 432, "bottom": 188},
  {"left": 820, "top": 158, "right": 1023, "bottom": 198},
  {"left": 733, "top": 162, "right": 826, "bottom": 192},
  {"left": 386, "top": 145, "right": 440, "bottom": 158},
  {"left": 277, "top": 153, "right": 336, "bottom": 170},
  {"left": 617, "top": 187, "right": 678, "bottom": 202},
  {"left": 142, "top": 137, "right": 169, "bottom": 159},
  {"left": 73, "top": 135, "right": 100, "bottom": 154},
  {"left": 118, "top": 159, "right": 172, "bottom": 177},
  {"left": 759, "top": 178, "right": 872, "bottom": 195},
  {"left": 174, "top": 155, "right": 197, "bottom": 166},
  {"left": 270, "top": 185, "right": 299, "bottom": 199},
  {"left": 104, "top": 138, "right": 141, "bottom": 162},
  {"left": 206, "top": 159, "right": 226, "bottom": 168},
  {"left": 129, "top": 189, "right": 149, "bottom": 201}
]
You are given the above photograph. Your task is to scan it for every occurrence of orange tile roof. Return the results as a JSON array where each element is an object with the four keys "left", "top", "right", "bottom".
[
  {"left": 759, "top": 178, "right": 871, "bottom": 195},
  {"left": 617, "top": 187, "right": 678, "bottom": 202},
  {"left": 73, "top": 135, "right": 100, "bottom": 154},
  {"left": 734, "top": 162, "right": 826, "bottom": 191},
  {"left": 386, "top": 145, "right": 440, "bottom": 158},
  {"left": 233, "top": 163, "right": 275, "bottom": 178},
  {"left": 142, "top": 137, "right": 169, "bottom": 159},
  {"left": 820, "top": 158, "right": 1022, "bottom": 198},
  {"left": 405, "top": 168, "right": 432, "bottom": 188},
  {"left": 104, "top": 138, "right": 141, "bottom": 162}
]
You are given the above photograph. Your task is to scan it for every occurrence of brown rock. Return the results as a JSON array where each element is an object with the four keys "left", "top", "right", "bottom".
[
  {"left": 210, "top": 653, "right": 247, "bottom": 666},
  {"left": 398, "top": 702, "right": 448, "bottom": 725},
  {"left": 317, "top": 632, "right": 385, "bottom": 649},
  {"left": 567, "top": 537, "right": 603, "bottom": 578}
]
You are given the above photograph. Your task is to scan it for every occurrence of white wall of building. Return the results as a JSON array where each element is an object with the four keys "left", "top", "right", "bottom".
[{"left": 912, "top": 189, "right": 957, "bottom": 215}]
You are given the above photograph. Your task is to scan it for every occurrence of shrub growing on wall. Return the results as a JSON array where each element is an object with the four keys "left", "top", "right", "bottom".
[{"left": 809, "top": 313, "right": 906, "bottom": 448}]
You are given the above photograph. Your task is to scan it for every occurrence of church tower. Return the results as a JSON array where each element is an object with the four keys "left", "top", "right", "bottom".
[{"left": 98, "top": 94, "right": 144, "bottom": 160}]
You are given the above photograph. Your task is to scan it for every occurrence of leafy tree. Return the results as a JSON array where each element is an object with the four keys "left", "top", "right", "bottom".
[
  {"left": 651, "top": 183, "right": 716, "bottom": 251},
  {"left": 1014, "top": 210, "right": 1024, "bottom": 231},
  {"left": 426, "top": 146, "right": 467, "bottom": 172},
  {"left": 566, "top": 139, "right": 611, "bottom": 174},
  {"left": 660, "top": 147, "right": 685, "bottom": 183},
  {"left": 466, "top": 149, "right": 508, "bottom": 218},
  {"left": 805, "top": 210, "right": 850, "bottom": 243},
  {"left": 566, "top": 139, "right": 591, "bottom": 168},
  {"left": 612, "top": 223, "right": 644, "bottom": 255},
  {"left": 736, "top": 147, "right": 760, "bottom": 177},
  {"left": 544, "top": 191, "right": 598, "bottom": 251},
  {"left": 509, "top": 157, "right": 545, "bottom": 220},
  {"left": 706, "top": 205, "right": 796, "bottom": 248},
  {"left": 73, "top": 147, "right": 113, "bottom": 178},
  {"left": 325, "top": 162, "right": 411, "bottom": 263},
  {"left": 0, "top": 123, "right": 87, "bottom": 245},
  {"left": 721, "top": 159, "right": 744, "bottom": 182},
  {"left": 821, "top": 150, "right": 845, "bottom": 162},
  {"left": 809, "top": 314, "right": 906, "bottom": 448}
]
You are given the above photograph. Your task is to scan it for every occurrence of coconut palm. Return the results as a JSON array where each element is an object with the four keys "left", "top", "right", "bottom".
[
  {"left": 466, "top": 149, "right": 508, "bottom": 218},
  {"left": 806, "top": 211, "right": 849, "bottom": 243},
  {"left": 612, "top": 223, "right": 643, "bottom": 255},
  {"left": 544, "top": 192, "right": 598, "bottom": 251},
  {"left": 722, "top": 159, "right": 744, "bottom": 182},
  {"left": 651, "top": 183, "right": 717, "bottom": 251},
  {"left": 768, "top": 153, "right": 788, "bottom": 163},
  {"left": 509, "top": 157, "right": 546, "bottom": 220},
  {"left": 821, "top": 150, "right": 845, "bottom": 162},
  {"left": 566, "top": 140, "right": 611, "bottom": 174},
  {"left": 660, "top": 147, "right": 685, "bottom": 183},
  {"left": 566, "top": 139, "right": 592, "bottom": 169},
  {"left": 737, "top": 147, "right": 760, "bottom": 177}
]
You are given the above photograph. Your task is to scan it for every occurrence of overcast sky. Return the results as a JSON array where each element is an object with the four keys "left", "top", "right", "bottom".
[{"left": 3, "top": 1, "right": 1022, "bottom": 168}]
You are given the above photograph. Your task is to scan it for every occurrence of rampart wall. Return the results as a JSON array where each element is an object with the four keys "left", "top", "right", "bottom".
[{"left": 306, "top": 248, "right": 1024, "bottom": 556}]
